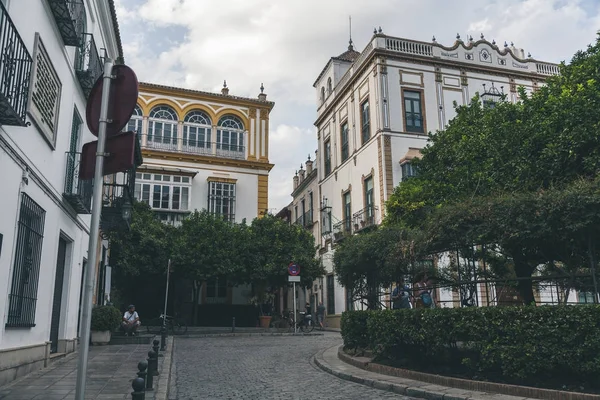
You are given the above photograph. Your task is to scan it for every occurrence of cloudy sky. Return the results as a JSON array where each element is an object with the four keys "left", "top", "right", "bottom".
[{"left": 114, "top": 0, "right": 600, "bottom": 211}]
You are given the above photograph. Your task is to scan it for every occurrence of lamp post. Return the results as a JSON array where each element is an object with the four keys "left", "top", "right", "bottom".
[{"left": 481, "top": 82, "right": 504, "bottom": 108}]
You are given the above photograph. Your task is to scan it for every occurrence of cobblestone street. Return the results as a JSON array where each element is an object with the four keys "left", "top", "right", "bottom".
[{"left": 170, "top": 332, "right": 415, "bottom": 399}]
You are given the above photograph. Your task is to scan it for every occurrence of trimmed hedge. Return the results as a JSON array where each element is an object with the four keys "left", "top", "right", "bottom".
[
  {"left": 91, "top": 305, "right": 122, "bottom": 332},
  {"left": 341, "top": 306, "right": 600, "bottom": 390}
]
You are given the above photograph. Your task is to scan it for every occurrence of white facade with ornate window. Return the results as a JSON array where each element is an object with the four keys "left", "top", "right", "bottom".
[
  {"left": 293, "top": 32, "right": 564, "bottom": 327},
  {"left": 0, "top": 0, "right": 123, "bottom": 385},
  {"left": 130, "top": 82, "right": 274, "bottom": 308}
]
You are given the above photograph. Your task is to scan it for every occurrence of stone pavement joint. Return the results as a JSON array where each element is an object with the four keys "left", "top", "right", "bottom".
[{"left": 313, "top": 345, "right": 537, "bottom": 400}]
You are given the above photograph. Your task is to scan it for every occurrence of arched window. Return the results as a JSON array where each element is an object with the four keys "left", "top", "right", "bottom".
[
  {"left": 148, "top": 105, "right": 178, "bottom": 149},
  {"left": 217, "top": 115, "right": 244, "bottom": 156},
  {"left": 183, "top": 110, "right": 212, "bottom": 153},
  {"left": 320, "top": 87, "right": 325, "bottom": 104},
  {"left": 327, "top": 77, "right": 332, "bottom": 95},
  {"left": 125, "top": 104, "right": 143, "bottom": 133}
]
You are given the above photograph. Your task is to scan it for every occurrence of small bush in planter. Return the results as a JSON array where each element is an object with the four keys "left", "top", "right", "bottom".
[{"left": 91, "top": 305, "right": 122, "bottom": 332}]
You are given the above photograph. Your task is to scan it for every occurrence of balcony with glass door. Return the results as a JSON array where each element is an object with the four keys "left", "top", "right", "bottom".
[
  {"left": 353, "top": 206, "right": 378, "bottom": 233},
  {"left": 0, "top": 2, "right": 32, "bottom": 126},
  {"left": 63, "top": 152, "right": 93, "bottom": 214},
  {"left": 47, "top": 0, "right": 86, "bottom": 46},
  {"left": 141, "top": 134, "right": 246, "bottom": 160},
  {"left": 75, "top": 33, "right": 102, "bottom": 98}
]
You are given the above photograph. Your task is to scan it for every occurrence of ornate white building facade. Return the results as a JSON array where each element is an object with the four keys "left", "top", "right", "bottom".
[
  {"left": 309, "top": 31, "right": 561, "bottom": 327},
  {"left": 0, "top": 0, "right": 123, "bottom": 384},
  {"left": 129, "top": 82, "right": 274, "bottom": 309}
]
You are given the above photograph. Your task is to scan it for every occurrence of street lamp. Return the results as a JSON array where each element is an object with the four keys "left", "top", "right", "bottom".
[
  {"left": 121, "top": 196, "right": 132, "bottom": 223},
  {"left": 481, "top": 82, "right": 504, "bottom": 108}
]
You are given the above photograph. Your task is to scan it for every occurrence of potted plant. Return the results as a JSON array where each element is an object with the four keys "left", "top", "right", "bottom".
[
  {"left": 90, "top": 305, "right": 121, "bottom": 345},
  {"left": 249, "top": 288, "right": 275, "bottom": 328}
]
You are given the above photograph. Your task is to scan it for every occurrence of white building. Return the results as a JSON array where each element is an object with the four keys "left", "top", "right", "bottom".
[
  {"left": 310, "top": 31, "right": 561, "bottom": 327},
  {"left": 0, "top": 0, "right": 123, "bottom": 384},
  {"left": 128, "top": 82, "right": 274, "bottom": 319}
]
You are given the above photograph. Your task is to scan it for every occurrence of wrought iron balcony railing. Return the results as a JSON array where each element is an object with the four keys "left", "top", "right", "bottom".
[
  {"left": 47, "top": 0, "right": 86, "bottom": 46},
  {"left": 353, "top": 206, "right": 378, "bottom": 232},
  {"left": 294, "top": 210, "right": 315, "bottom": 228},
  {"left": 63, "top": 152, "right": 93, "bottom": 214},
  {"left": 140, "top": 134, "right": 246, "bottom": 160},
  {"left": 333, "top": 219, "right": 352, "bottom": 242},
  {"left": 295, "top": 213, "right": 305, "bottom": 227},
  {"left": 0, "top": 2, "right": 32, "bottom": 126},
  {"left": 75, "top": 33, "right": 102, "bottom": 98}
]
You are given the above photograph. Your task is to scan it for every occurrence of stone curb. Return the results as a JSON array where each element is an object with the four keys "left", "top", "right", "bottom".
[
  {"left": 313, "top": 345, "right": 528, "bottom": 400},
  {"left": 154, "top": 336, "right": 174, "bottom": 400},
  {"left": 177, "top": 332, "right": 325, "bottom": 338}
]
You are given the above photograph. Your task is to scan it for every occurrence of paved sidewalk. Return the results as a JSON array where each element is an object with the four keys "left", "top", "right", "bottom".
[
  {"left": 314, "top": 345, "right": 536, "bottom": 400},
  {"left": 0, "top": 339, "right": 173, "bottom": 400}
]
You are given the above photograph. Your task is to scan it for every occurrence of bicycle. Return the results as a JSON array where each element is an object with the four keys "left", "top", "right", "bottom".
[
  {"left": 274, "top": 310, "right": 314, "bottom": 333},
  {"left": 146, "top": 313, "right": 188, "bottom": 335}
]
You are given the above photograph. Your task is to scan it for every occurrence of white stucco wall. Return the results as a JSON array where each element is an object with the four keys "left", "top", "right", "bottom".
[{"left": 0, "top": 0, "right": 120, "bottom": 355}]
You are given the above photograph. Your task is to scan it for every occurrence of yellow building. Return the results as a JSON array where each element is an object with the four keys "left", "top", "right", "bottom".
[{"left": 126, "top": 81, "right": 274, "bottom": 312}]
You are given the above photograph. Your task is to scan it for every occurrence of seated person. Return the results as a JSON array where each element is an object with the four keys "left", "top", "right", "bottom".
[{"left": 121, "top": 304, "right": 141, "bottom": 336}]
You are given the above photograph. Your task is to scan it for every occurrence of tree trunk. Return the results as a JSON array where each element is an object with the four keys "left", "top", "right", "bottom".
[
  {"left": 192, "top": 280, "right": 200, "bottom": 326},
  {"left": 513, "top": 255, "right": 535, "bottom": 305}
]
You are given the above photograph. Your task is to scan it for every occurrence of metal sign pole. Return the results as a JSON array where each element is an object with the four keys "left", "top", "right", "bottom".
[
  {"left": 293, "top": 281, "right": 297, "bottom": 334},
  {"left": 163, "top": 260, "right": 171, "bottom": 326},
  {"left": 75, "top": 58, "right": 114, "bottom": 400}
]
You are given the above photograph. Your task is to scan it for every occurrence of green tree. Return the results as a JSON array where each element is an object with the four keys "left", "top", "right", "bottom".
[
  {"left": 385, "top": 35, "right": 600, "bottom": 304},
  {"left": 107, "top": 201, "right": 174, "bottom": 311},
  {"left": 172, "top": 210, "right": 245, "bottom": 324},
  {"left": 243, "top": 214, "right": 323, "bottom": 314},
  {"left": 333, "top": 226, "right": 418, "bottom": 309}
]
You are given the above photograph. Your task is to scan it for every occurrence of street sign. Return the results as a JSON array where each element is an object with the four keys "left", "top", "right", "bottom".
[
  {"left": 288, "top": 275, "right": 301, "bottom": 283},
  {"left": 86, "top": 64, "right": 139, "bottom": 137},
  {"left": 79, "top": 131, "right": 137, "bottom": 179},
  {"left": 288, "top": 263, "right": 300, "bottom": 276}
]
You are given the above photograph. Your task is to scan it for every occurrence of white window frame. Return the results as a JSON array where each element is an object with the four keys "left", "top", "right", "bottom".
[
  {"left": 135, "top": 173, "right": 192, "bottom": 212},
  {"left": 183, "top": 110, "right": 212, "bottom": 153},
  {"left": 125, "top": 105, "right": 143, "bottom": 133},
  {"left": 148, "top": 106, "right": 178, "bottom": 148},
  {"left": 216, "top": 115, "right": 244, "bottom": 156}
]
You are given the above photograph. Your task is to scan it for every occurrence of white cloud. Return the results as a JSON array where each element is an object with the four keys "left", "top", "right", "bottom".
[{"left": 115, "top": 0, "right": 600, "bottom": 210}]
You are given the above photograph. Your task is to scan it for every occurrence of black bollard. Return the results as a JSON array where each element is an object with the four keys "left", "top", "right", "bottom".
[
  {"left": 137, "top": 360, "right": 148, "bottom": 386},
  {"left": 131, "top": 377, "right": 145, "bottom": 400},
  {"left": 145, "top": 351, "right": 155, "bottom": 390},
  {"left": 160, "top": 325, "right": 167, "bottom": 351},
  {"left": 153, "top": 339, "right": 162, "bottom": 358},
  {"left": 232, "top": 317, "right": 235, "bottom": 333},
  {"left": 149, "top": 349, "right": 159, "bottom": 376}
]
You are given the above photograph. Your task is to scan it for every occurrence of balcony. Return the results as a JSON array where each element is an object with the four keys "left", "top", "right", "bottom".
[
  {"left": 333, "top": 219, "right": 352, "bottom": 242},
  {"left": 47, "top": 0, "right": 86, "bottom": 46},
  {"left": 75, "top": 33, "right": 102, "bottom": 98},
  {"left": 0, "top": 3, "right": 33, "bottom": 126},
  {"left": 295, "top": 213, "right": 305, "bottom": 227},
  {"left": 141, "top": 134, "right": 246, "bottom": 160},
  {"left": 353, "top": 206, "right": 378, "bottom": 233},
  {"left": 63, "top": 152, "right": 92, "bottom": 213},
  {"left": 294, "top": 210, "right": 315, "bottom": 229}
]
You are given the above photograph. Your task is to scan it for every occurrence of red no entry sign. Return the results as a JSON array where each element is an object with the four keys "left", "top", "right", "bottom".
[{"left": 288, "top": 263, "right": 300, "bottom": 276}]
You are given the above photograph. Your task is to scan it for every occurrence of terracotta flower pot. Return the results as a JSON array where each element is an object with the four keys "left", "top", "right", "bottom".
[{"left": 258, "top": 316, "right": 272, "bottom": 328}]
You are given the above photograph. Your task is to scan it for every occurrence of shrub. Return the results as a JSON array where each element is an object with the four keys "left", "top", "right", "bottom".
[
  {"left": 343, "top": 306, "right": 600, "bottom": 389},
  {"left": 341, "top": 311, "right": 370, "bottom": 351},
  {"left": 91, "top": 305, "right": 122, "bottom": 332}
]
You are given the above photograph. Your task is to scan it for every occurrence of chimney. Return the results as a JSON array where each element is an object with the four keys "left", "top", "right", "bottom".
[
  {"left": 293, "top": 171, "right": 299, "bottom": 190},
  {"left": 298, "top": 164, "right": 305, "bottom": 183},
  {"left": 258, "top": 83, "right": 267, "bottom": 101},
  {"left": 305, "top": 154, "right": 313, "bottom": 174},
  {"left": 221, "top": 80, "right": 229, "bottom": 95}
]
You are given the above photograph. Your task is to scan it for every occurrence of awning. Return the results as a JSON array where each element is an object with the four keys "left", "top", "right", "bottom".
[
  {"left": 399, "top": 148, "right": 422, "bottom": 165},
  {"left": 137, "top": 165, "right": 198, "bottom": 177}
]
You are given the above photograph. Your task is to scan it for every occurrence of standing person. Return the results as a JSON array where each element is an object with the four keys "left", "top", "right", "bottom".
[
  {"left": 317, "top": 301, "right": 326, "bottom": 330},
  {"left": 121, "top": 305, "right": 141, "bottom": 336},
  {"left": 392, "top": 282, "right": 412, "bottom": 309},
  {"left": 414, "top": 274, "right": 435, "bottom": 309}
]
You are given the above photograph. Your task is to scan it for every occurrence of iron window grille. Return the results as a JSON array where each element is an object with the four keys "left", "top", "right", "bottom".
[
  {"left": 208, "top": 181, "right": 236, "bottom": 222},
  {"left": 326, "top": 275, "right": 335, "bottom": 315},
  {"left": 7, "top": 194, "right": 46, "bottom": 328}
]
